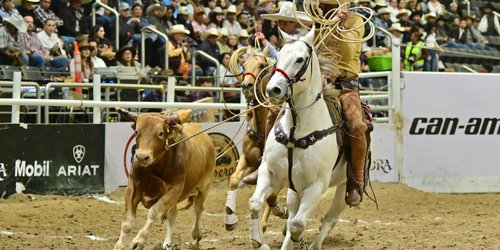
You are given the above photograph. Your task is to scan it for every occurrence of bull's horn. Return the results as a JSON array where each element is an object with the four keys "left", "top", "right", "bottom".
[
  {"left": 115, "top": 107, "right": 138, "bottom": 122},
  {"left": 164, "top": 109, "right": 192, "bottom": 126}
]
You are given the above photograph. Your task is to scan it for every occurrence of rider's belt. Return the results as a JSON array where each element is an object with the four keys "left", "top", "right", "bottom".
[{"left": 334, "top": 78, "right": 359, "bottom": 92}]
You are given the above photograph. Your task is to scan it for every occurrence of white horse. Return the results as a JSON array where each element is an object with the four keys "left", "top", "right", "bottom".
[{"left": 248, "top": 28, "right": 348, "bottom": 250}]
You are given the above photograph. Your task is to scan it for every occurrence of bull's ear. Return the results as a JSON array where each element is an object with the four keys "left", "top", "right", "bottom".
[
  {"left": 176, "top": 109, "right": 192, "bottom": 124},
  {"left": 115, "top": 107, "right": 138, "bottom": 122}
]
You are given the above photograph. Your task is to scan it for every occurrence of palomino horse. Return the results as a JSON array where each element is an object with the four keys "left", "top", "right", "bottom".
[
  {"left": 224, "top": 45, "right": 285, "bottom": 231},
  {"left": 249, "top": 28, "right": 348, "bottom": 250}
]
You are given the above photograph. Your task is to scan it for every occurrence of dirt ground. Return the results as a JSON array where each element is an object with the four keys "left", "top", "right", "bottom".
[{"left": 1, "top": 182, "right": 499, "bottom": 250}]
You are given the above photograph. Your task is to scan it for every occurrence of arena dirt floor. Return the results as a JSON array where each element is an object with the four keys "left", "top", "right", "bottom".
[{"left": 1, "top": 182, "right": 499, "bottom": 250}]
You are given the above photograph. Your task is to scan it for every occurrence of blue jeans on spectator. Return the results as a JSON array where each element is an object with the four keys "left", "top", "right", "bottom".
[
  {"left": 47, "top": 56, "right": 70, "bottom": 68},
  {"left": 204, "top": 66, "right": 216, "bottom": 76},
  {"left": 22, "top": 53, "right": 45, "bottom": 67},
  {"left": 424, "top": 50, "right": 438, "bottom": 72},
  {"left": 445, "top": 41, "right": 468, "bottom": 49}
]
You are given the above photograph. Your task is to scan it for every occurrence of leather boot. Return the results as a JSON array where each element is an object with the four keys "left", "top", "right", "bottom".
[{"left": 340, "top": 89, "right": 368, "bottom": 207}]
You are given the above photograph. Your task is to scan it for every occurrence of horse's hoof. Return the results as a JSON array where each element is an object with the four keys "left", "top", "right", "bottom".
[
  {"left": 224, "top": 213, "right": 239, "bottom": 231},
  {"left": 130, "top": 241, "right": 144, "bottom": 250},
  {"left": 225, "top": 222, "right": 238, "bottom": 231},
  {"left": 113, "top": 243, "right": 125, "bottom": 250},
  {"left": 251, "top": 240, "right": 270, "bottom": 250}
]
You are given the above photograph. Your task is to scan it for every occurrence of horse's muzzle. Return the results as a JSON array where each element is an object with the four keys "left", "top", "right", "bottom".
[{"left": 266, "top": 84, "right": 287, "bottom": 104}]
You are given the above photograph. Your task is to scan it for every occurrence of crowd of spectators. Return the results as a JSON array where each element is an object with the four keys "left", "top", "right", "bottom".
[{"left": 0, "top": 0, "right": 498, "bottom": 90}]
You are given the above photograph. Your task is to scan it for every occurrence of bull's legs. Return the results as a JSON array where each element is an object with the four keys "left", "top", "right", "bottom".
[
  {"left": 130, "top": 188, "right": 181, "bottom": 250},
  {"left": 225, "top": 155, "right": 248, "bottom": 231},
  {"left": 162, "top": 207, "right": 177, "bottom": 250},
  {"left": 114, "top": 179, "right": 141, "bottom": 250},
  {"left": 310, "top": 184, "right": 347, "bottom": 250},
  {"left": 249, "top": 167, "right": 278, "bottom": 250},
  {"left": 190, "top": 187, "right": 209, "bottom": 249},
  {"left": 281, "top": 189, "right": 300, "bottom": 250}
]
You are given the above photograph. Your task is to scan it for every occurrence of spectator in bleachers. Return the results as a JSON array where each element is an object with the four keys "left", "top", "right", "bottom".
[
  {"left": 215, "top": 52, "right": 237, "bottom": 91},
  {"left": 387, "top": 0, "right": 399, "bottom": 23},
  {"left": 467, "top": 15, "right": 495, "bottom": 51},
  {"left": 404, "top": 0, "right": 417, "bottom": 14},
  {"left": 18, "top": 0, "right": 38, "bottom": 20},
  {"left": 442, "top": 2, "right": 460, "bottom": 23},
  {"left": 427, "top": 0, "right": 444, "bottom": 17},
  {"left": 261, "top": 18, "right": 278, "bottom": 48},
  {"left": 199, "top": 27, "right": 220, "bottom": 75},
  {"left": 117, "top": 46, "right": 141, "bottom": 72},
  {"left": 58, "top": 0, "right": 89, "bottom": 43},
  {"left": 88, "top": 40, "right": 107, "bottom": 68},
  {"left": 34, "top": 0, "right": 63, "bottom": 31},
  {"left": 226, "top": 33, "right": 238, "bottom": 51},
  {"left": 255, "top": 0, "right": 273, "bottom": 18},
  {"left": 409, "top": 11, "right": 423, "bottom": 27},
  {"left": 478, "top": 3, "right": 500, "bottom": 36},
  {"left": 435, "top": 16, "right": 449, "bottom": 44},
  {"left": 450, "top": 18, "right": 491, "bottom": 50},
  {"left": 192, "top": 7, "right": 207, "bottom": 41},
  {"left": 0, "top": 14, "right": 28, "bottom": 65},
  {"left": 175, "top": 6, "right": 197, "bottom": 42},
  {"left": 203, "top": 0, "right": 217, "bottom": 16},
  {"left": 424, "top": 12, "right": 437, "bottom": 28},
  {"left": 89, "top": 25, "right": 110, "bottom": 47},
  {"left": 237, "top": 9, "right": 254, "bottom": 34},
  {"left": 404, "top": 31, "right": 427, "bottom": 71},
  {"left": 69, "top": 39, "right": 93, "bottom": 82},
  {"left": 130, "top": 4, "right": 150, "bottom": 32},
  {"left": 37, "top": 19, "right": 68, "bottom": 58},
  {"left": 96, "top": 39, "right": 116, "bottom": 65},
  {"left": 147, "top": 3, "right": 168, "bottom": 34},
  {"left": 117, "top": 2, "right": 135, "bottom": 47},
  {"left": 164, "top": 5, "right": 175, "bottom": 29},
  {"left": 480, "top": 63, "right": 493, "bottom": 73},
  {"left": 223, "top": 5, "right": 242, "bottom": 35},
  {"left": 373, "top": 0, "right": 387, "bottom": 12},
  {"left": 167, "top": 24, "right": 201, "bottom": 79},
  {"left": 0, "top": 0, "right": 19, "bottom": 19},
  {"left": 237, "top": 29, "right": 249, "bottom": 48},
  {"left": 397, "top": 9, "right": 413, "bottom": 43},
  {"left": 387, "top": 22, "right": 404, "bottom": 47},
  {"left": 207, "top": 6, "right": 223, "bottom": 29},
  {"left": 424, "top": 23, "right": 442, "bottom": 72},
  {"left": 242, "top": 0, "right": 255, "bottom": 17},
  {"left": 374, "top": 8, "right": 391, "bottom": 47},
  {"left": 22, "top": 15, "right": 69, "bottom": 67},
  {"left": 88, "top": 0, "right": 114, "bottom": 41},
  {"left": 217, "top": 27, "right": 231, "bottom": 53}
]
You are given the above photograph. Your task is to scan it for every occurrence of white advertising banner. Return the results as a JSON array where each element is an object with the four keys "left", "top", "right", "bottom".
[
  {"left": 370, "top": 123, "right": 397, "bottom": 182},
  {"left": 104, "top": 121, "right": 245, "bottom": 192},
  {"left": 402, "top": 72, "right": 500, "bottom": 193}
]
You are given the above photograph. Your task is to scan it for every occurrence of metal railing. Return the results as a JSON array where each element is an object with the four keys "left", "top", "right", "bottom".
[
  {"left": 463, "top": 0, "right": 470, "bottom": 16},
  {"left": 0, "top": 78, "right": 42, "bottom": 123},
  {"left": 141, "top": 25, "right": 169, "bottom": 70},
  {"left": 191, "top": 50, "right": 220, "bottom": 86},
  {"left": 43, "top": 80, "right": 166, "bottom": 124},
  {"left": 91, "top": 2, "right": 120, "bottom": 50}
]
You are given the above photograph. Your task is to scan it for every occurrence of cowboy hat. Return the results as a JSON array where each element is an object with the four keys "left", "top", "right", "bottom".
[
  {"left": 376, "top": 7, "right": 391, "bottom": 16},
  {"left": 203, "top": 27, "right": 219, "bottom": 40},
  {"left": 319, "top": 0, "right": 352, "bottom": 4},
  {"left": 218, "top": 27, "right": 229, "bottom": 38},
  {"left": 424, "top": 12, "right": 437, "bottom": 21},
  {"left": 3, "top": 14, "right": 27, "bottom": 32},
  {"left": 226, "top": 5, "right": 237, "bottom": 14},
  {"left": 261, "top": 2, "right": 312, "bottom": 25},
  {"left": 169, "top": 24, "right": 190, "bottom": 35},
  {"left": 374, "top": 0, "right": 387, "bottom": 7},
  {"left": 396, "top": 9, "right": 411, "bottom": 18},
  {"left": 146, "top": 3, "right": 166, "bottom": 16},
  {"left": 178, "top": 6, "right": 189, "bottom": 15},
  {"left": 211, "top": 6, "right": 224, "bottom": 14},
  {"left": 238, "top": 29, "right": 250, "bottom": 38},
  {"left": 116, "top": 46, "right": 137, "bottom": 60},
  {"left": 388, "top": 23, "right": 405, "bottom": 32}
]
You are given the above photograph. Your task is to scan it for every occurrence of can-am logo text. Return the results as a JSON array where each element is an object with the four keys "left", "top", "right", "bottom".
[
  {"left": 410, "top": 117, "right": 500, "bottom": 135},
  {"left": 73, "top": 145, "right": 86, "bottom": 163}
]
